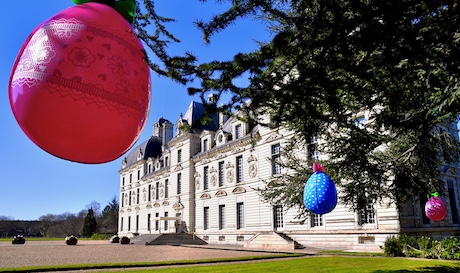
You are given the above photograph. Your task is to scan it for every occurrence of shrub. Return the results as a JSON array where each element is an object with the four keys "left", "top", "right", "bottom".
[
  {"left": 440, "top": 237, "right": 460, "bottom": 260},
  {"left": 120, "top": 236, "right": 130, "bottom": 244},
  {"left": 384, "top": 236, "right": 404, "bottom": 257},
  {"left": 65, "top": 235, "right": 78, "bottom": 245},
  {"left": 12, "top": 235, "right": 25, "bottom": 244},
  {"left": 110, "top": 235, "right": 120, "bottom": 243}
]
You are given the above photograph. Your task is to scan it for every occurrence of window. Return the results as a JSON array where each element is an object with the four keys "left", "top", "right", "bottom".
[
  {"left": 128, "top": 216, "right": 131, "bottom": 231},
  {"left": 236, "top": 156, "right": 243, "bottom": 183},
  {"left": 136, "top": 188, "right": 140, "bottom": 204},
  {"left": 203, "top": 139, "right": 208, "bottom": 152},
  {"left": 155, "top": 213, "right": 159, "bottom": 231},
  {"left": 164, "top": 212, "right": 169, "bottom": 231},
  {"left": 122, "top": 177, "right": 125, "bottom": 186},
  {"left": 359, "top": 204, "right": 376, "bottom": 225},
  {"left": 448, "top": 180, "right": 459, "bottom": 224},
  {"left": 136, "top": 215, "right": 139, "bottom": 232},
  {"left": 354, "top": 116, "right": 366, "bottom": 128},
  {"left": 165, "top": 179, "right": 169, "bottom": 198},
  {"left": 155, "top": 182, "right": 159, "bottom": 200},
  {"left": 308, "top": 136, "right": 319, "bottom": 160},
  {"left": 148, "top": 185, "right": 152, "bottom": 202},
  {"left": 121, "top": 193, "right": 124, "bottom": 207},
  {"left": 311, "top": 213, "right": 323, "bottom": 227},
  {"left": 165, "top": 156, "right": 169, "bottom": 167},
  {"left": 129, "top": 174, "right": 132, "bottom": 183},
  {"left": 271, "top": 144, "right": 282, "bottom": 175},
  {"left": 420, "top": 195, "right": 431, "bottom": 224},
  {"left": 129, "top": 191, "right": 132, "bottom": 206},
  {"left": 204, "top": 207, "right": 209, "bottom": 230},
  {"left": 147, "top": 213, "right": 151, "bottom": 231},
  {"left": 177, "top": 149, "right": 182, "bottom": 163},
  {"left": 120, "top": 217, "right": 123, "bottom": 231},
  {"left": 137, "top": 170, "right": 140, "bottom": 180},
  {"left": 177, "top": 173, "right": 182, "bottom": 194},
  {"left": 236, "top": 202, "right": 244, "bottom": 229},
  {"left": 218, "top": 161, "right": 225, "bottom": 187},
  {"left": 203, "top": 166, "right": 209, "bottom": 190},
  {"left": 148, "top": 164, "right": 152, "bottom": 173},
  {"left": 274, "top": 205, "right": 284, "bottom": 228},
  {"left": 219, "top": 205, "right": 225, "bottom": 230},
  {"left": 235, "top": 124, "right": 242, "bottom": 139}
]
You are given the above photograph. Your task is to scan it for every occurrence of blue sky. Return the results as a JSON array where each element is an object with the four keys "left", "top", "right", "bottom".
[{"left": 1, "top": 1, "right": 268, "bottom": 220}]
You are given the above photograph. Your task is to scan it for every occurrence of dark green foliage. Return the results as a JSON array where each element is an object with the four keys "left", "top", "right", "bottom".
[
  {"left": 98, "top": 196, "right": 119, "bottom": 235},
  {"left": 383, "top": 236, "right": 405, "bottom": 257},
  {"left": 384, "top": 235, "right": 460, "bottom": 260},
  {"left": 133, "top": 1, "right": 460, "bottom": 215},
  {"left": 82, "top": 208, "right": 97, "bottom": 237}
]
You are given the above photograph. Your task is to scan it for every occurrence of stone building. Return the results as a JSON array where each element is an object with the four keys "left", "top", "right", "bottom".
[{"left": 118, "top": 100, "right": 460, "bottom": 251}]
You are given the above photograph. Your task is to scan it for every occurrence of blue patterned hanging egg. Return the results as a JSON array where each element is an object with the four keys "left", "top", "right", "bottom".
[{"left": 303, "top": 163, "right": 337, "bottom": 215}]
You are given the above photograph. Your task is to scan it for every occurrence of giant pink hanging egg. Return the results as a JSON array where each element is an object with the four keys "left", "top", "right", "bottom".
[
  {"left": 8, "top": 3, "right": 150, "bottom": 163},
  {"left": 425, "top": 196, "right": 447, "bottom": 221}
]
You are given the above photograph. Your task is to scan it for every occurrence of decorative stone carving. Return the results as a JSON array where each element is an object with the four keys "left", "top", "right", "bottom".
[
  {"left": 265, "top": 131, "right": 282, "bottom": 142},
  {"left": 248, "top": 154, "right": 257, "bottom": 178},
  {"left": 173, "top": 202, "right": 184, "bottom": 210},
  {"left": 232, "top": 186, "right": 246, "bottom": 194},
  {"left": 194, "top": 172, "right": 201, "bottom": 190},
  {"left": 159, "top": 182, "right": 164, "bottom": 198},
  {"left": 162, "top": 201, "right": 169, "bottom": 206},
  {"left": 210, "top": 166, "right": 217, "bottom": 186},
  {"left": 215, "top": 190, "right": 227, "bottom": 197},
  {"left": 226, "top": 161, "right": 234, "bottom": 183},
  {"left": 200, "top": 193, "right": 211, "bottom": 199},
  {"left": 227, "top": 169, "right": 234, "bottom": 183},
  {"left": 143, "top": 188, "right": 147, "bottom": 201}
]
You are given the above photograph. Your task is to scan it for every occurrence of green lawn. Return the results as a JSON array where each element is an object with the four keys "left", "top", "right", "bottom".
[
  {"left": 2, "top": 255, "right": 460, "bottom": 273},
  {"left": 100, "top": 256, "right": 460, "bottom": 273}
]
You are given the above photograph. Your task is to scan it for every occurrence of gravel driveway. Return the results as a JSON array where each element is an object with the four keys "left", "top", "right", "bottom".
[{"left": 0, "top": 240, "right": 289, "bottom": 269}]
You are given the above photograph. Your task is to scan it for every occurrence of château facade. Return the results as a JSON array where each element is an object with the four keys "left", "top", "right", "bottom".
[{"left": 118, "top": 100, "right": 460, "bottom": 251}]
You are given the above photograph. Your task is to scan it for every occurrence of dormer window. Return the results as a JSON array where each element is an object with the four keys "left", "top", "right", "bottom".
[
  {"left": 203, "top": 139, "right": 208, "bottom": 152},
  {"left": 164, "top": 156, "right": 169, "bottom": 167},
  {"left": 235, "top": 124, "right": 242, "bottom": 139}
]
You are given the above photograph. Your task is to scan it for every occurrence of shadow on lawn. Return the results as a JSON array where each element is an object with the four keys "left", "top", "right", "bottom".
[{"left": 374, "top": 265, "right": 460, "bottom": 273}]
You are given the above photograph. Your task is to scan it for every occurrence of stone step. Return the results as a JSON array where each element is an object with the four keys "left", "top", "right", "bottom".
[{"left": 146, "top": 233, "right": 208, "bottom": 246}]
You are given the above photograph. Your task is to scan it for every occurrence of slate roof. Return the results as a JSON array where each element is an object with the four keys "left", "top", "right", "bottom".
[
  {"left": 183, "top": 101, "right": 219, "bottom": 131},
  {"left": 123, "top": 136, "right": 162, "bottom": 167}
]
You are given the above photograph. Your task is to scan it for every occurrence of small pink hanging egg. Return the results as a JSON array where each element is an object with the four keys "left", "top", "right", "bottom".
[
  {"left": 425, "top": 196, "right": 447, "bottom": 221},
  {"left": 9, "top": 2, "right": 150, "bottom": 163}
]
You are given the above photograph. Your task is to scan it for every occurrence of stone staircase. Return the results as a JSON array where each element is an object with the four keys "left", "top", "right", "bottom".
[
  {"left": 128, "top": 234, "right": 161, "bottom": 245},
  {"left": 144, "top": 233, "right": 208, "bottom": 246},
  {"left": 276, "top": 232, "right": 305, "bottom": 249}
]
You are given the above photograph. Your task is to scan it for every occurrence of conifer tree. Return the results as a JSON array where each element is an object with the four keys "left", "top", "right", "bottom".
[
  {"left": 131, "top": 1, "right": 460, "bottom": 216},
  {"left": 82, "top": 208, "right": 97, "bottom": 237}
]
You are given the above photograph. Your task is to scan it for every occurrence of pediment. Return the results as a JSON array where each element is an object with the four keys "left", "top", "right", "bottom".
[
  {"left": 173, "top": 202, "right": 184, "bottom": 210},
  {"left": 265, "top": 131, "right": 282, "bottom": 142},
  {"left": 215, "top": 190, "right": 227, "bottom": 197},
  {"left": 200, "top": 193, "right": 211, "bottom": 199},
  {"left": 232, "top": 186, "right": 246, "bottom": 194}
]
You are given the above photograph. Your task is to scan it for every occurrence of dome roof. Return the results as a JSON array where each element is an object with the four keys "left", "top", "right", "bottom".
[{"left": 123, "top": 136, "right": 162, "bottom": 168}]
